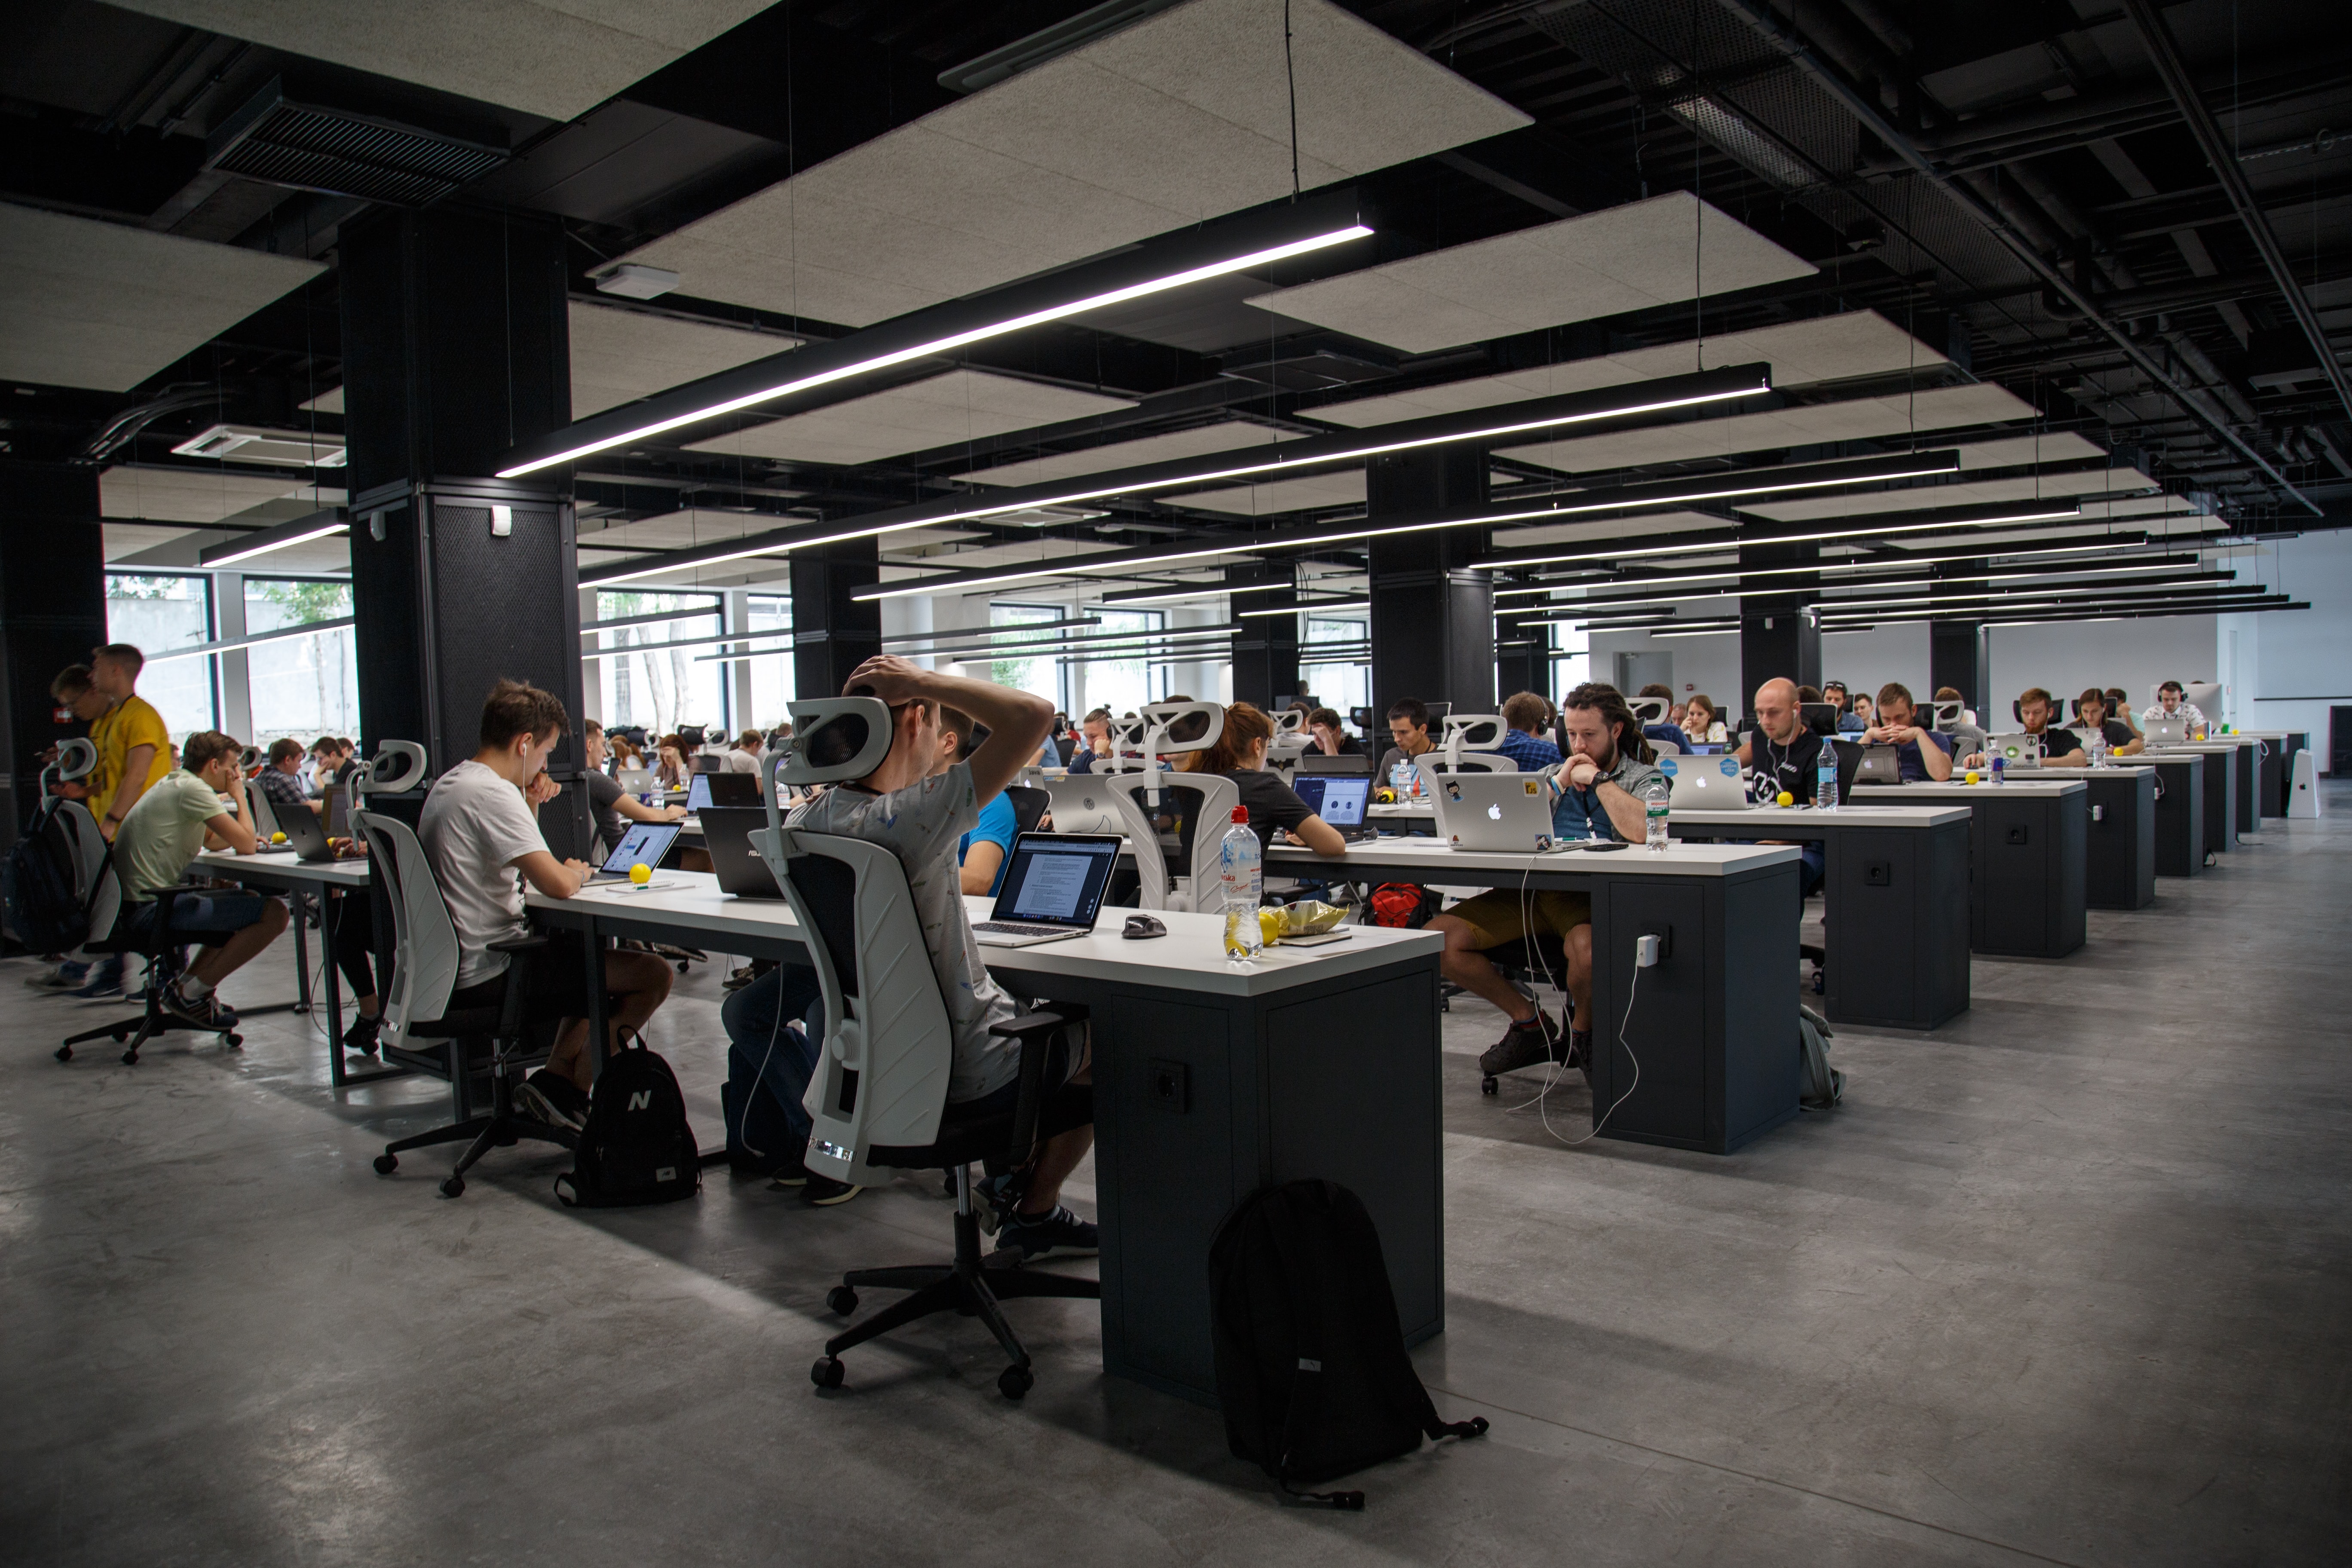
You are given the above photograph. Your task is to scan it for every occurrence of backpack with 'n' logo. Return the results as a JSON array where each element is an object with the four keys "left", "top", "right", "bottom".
[{"left": 555, "top": 1035, "right": 701, "bottom": 1207}]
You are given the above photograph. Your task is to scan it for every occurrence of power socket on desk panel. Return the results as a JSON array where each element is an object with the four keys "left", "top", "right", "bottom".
[
  {"left": 2006, "top": 825, "right": 2030, "bottom": 845},
  {"left": 1865, "top": 860, "right": 1892, "bottom": 887},
  {"left": 1148, "top": 1059, "right": 1189, "bottom": 1113},
  {"left": 1636, "top": 925, "right": 1670, "bottom": 967}
]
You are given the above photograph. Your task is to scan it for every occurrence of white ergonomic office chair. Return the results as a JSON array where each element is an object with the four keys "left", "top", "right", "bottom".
[
  {"left": 1427, "top": 714, "right": 1519, "bottom": 772},
  {"left": 1265, "top": 705, "right": 1310, "bottom": 774},
  {"left": 753, "top": 700, "right": 1094, "bottom": 1400},
  {"left": 1096, "top": 701, "right": 1237, "bottom": 912},
  {"left": 44, "top": 738, "right": 109, "bottom": 910}
]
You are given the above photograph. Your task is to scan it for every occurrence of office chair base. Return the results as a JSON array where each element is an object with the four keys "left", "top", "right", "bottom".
[{"left": 815, "top": 1208, "right": 1099, "bottom": 1398}]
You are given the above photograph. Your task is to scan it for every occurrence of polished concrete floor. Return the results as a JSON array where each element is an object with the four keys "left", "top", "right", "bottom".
[{"left": 5, "top": 791, "right": 2349, "bottom": 1566}]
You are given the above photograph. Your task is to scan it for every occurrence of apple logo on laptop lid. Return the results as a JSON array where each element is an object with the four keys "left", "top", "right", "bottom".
[{"left": 1487, "top": 802, "right": 1502, "bottom": 820}]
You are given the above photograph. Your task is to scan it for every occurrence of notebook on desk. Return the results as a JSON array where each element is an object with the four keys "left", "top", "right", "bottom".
[
  {"left": 971, "top": 833, "right": 1121, "bottom": 947},
  {"left": 687, "top": 771, "right": 760, "bottom": 812},
  {"left": 272, "top": 799, "right": 339, "bottom": 862},
  {"left": 2142, "top": 717, "right": 2187, "bottom": 747},
  {"left": 1290, "top": 774, "right": 1375, "bottom": 841},
  {"left": 1985, "top": 733, "right": 2043, "bottom": 768}
]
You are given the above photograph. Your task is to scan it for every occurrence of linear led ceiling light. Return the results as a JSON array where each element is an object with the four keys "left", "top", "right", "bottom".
[
  {"left": 1491, "top": 531, "right": 2162, "bottom": 597},
  {"left": 199, "top": 509, "right": 350, "bottom": 568},
  {"left": 1477, "top": 499, "right": 2089, "bottom": 572},
  {"left": 1500, "top": 556, "right": 2202, "bottom": 617},
  {"left": 1237, "top": 598, "right": 1369, "bottom": 617},
  {"left": 501, "top": 198, "right": 1375, "bottom": 479}
]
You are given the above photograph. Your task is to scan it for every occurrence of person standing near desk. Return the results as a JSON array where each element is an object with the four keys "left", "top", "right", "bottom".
[
  {"left": 420, "top": 680, "right": 677, "bottom": 1133},
  {"left": 1864, "top": 684, "right": 1954, "bottom": 781},
  {"left": 1430, "top": 683, "right": 1660, "bottom": 1080}
]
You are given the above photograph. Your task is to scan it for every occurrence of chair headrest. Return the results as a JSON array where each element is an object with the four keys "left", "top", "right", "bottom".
[
  {"left": 1442, "top": 714, "right": 1507, "bottom": 751},
  {"left": 357, "top": 740, "right": 428, "bottom": 794},
  {"left": 1932, "top": 699, "right": 1964, "bottom": 728},
  {"left": 239, "top": 744, "right": 261, "bottom": 771},
  {"left": 1628, "top": 697, "right": 1670, "bottom": 725},
  {"left": 1271, "top": 707, "right": 1306, "bottom": 736},
  {"left": 54, "top": 737, "right": 96, "bottom": 783},
  {"left": 775, "top": 697, "right": 895, "bottom": 786},
  {"left": 1139, "top": 701, "right": 1223, "bottom": 757}
]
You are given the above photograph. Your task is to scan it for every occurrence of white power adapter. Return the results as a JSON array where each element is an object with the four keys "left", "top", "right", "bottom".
[{"left": 1636, "top": 933, "right": 1662, "bottom": 968}]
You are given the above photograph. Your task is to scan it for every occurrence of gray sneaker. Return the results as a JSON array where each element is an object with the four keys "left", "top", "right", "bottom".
[
  {"left": 1477, "top": 1011, "right": 1561, "bottom": 1078},
  {"left": 25, "top": 962, "right": 86, "bottom": 990}
]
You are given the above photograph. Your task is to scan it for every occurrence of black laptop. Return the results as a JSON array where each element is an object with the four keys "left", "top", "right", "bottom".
[
  {"left": 971, "top": 833, "right": 1121, "bottom": 947},
  {"left": 686, "top": 771, "right": 761, "bottom": 812},
  {"left": 1291, "top": 773, "right": 1376, "bottom": 841},
  {"left": 699, "top": 806, "right": 782, "bottom": 898},
  {"left": 271, "top": 798, "right": 339, "bottom": 863}
]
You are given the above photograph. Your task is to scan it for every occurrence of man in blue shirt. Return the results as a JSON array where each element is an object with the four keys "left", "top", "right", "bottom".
[
  {"left": 1495, "top": 691, "right": 1562, "bottom": 773},
  {"left": 945, "top": 704, "right": 1020, "bottom": 894},
  {"left": 1864, "top": 683, "right": 1954, "bottom": 782},
  {"left": 1824, "top": 681, "right": 1869, "bottom": 733}
]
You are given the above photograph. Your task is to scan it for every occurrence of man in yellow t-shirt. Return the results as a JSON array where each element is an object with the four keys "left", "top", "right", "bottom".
[{"left": 90, "top": 643, "right": 172, "bottom": 841}]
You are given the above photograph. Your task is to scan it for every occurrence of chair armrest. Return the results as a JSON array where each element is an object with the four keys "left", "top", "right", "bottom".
[
  {"left": 487, "top": 934, "right": 554, "bottom": 954},
  {"left": 989, "top": 1004, "right": 1090, "bottom": 1165},
  {"left": 488, "top": 934, "right": 555, "bottom": 1043}
]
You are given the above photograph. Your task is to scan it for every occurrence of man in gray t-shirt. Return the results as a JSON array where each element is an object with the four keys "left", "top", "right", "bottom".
[{"left": 769, "top": 657, "right": 1099, "bottom": 1261}]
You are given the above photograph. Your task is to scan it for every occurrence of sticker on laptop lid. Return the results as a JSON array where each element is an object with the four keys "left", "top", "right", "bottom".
[{"left": 1524, "top": 780, "right": 1540, "bottom": 795}]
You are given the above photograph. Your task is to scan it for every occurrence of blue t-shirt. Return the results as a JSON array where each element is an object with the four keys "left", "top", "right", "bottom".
[
  {"left": 957, "top": 791, "right": 1019, "bottom": 895},
  {"left": 1895, "top": 729, "right": 1953, "bottom": 782},
  {"left": 1495, "top": 730, "right": 1562, "bottom": 772}
]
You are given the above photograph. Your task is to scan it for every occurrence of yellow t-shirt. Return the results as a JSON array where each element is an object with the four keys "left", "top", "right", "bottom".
[{"left": 91, "top": 695, "right": 173, "bottom": 820}]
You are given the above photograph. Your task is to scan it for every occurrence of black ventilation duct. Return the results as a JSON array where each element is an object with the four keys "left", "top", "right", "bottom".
[{"left": 205, "top": 80, "right": 507, "bottom": 207}]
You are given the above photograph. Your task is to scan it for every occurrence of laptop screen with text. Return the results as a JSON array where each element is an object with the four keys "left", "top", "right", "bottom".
[{"left": 992, "top": 833, "right": 1120, "bottom": 928}]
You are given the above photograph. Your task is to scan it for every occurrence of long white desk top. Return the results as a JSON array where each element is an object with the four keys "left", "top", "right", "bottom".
[
  {"left": 1670, "top": 804, "right": 1970, "bottom": 829},
  {"left": 525, "top": 872, "right": 1441, "bottom": 998},
  {"left": 194, "top": 848, "right": 372, "bottom": 887},
  {"left": 1853, "top": 778, "right": 2087, "bottom": 799},
  {"left": 1265, "top": 836, "right": 1798, "bottom": 878}
]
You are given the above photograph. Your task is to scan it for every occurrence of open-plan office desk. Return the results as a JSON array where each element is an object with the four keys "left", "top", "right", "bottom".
[
  {"left": 1851, "top": 779, "right": 2088, "bottom": 959},
  {"left": 1664, "top": 804, "right": 1971, "bottom": 1030},
  {"left": 2073, "top": 766, "right": 2159, "bottom": 909},
  {"left": 2135, "top": 755, "right": 2205, "bottom": 876},
  {"left": 190, "top": 848, "right": 407, "bottom": 1088},
  {"left": 525, "top": 874, "right": 1444, "bottom": 1409},
  {"left": 1260, "top": 836, "right": 1804, "bottom": 1154},
  {"left": 2236, "top": 731, "right": 2306, "bottom": 818},
  {"left": 2138, "top": 744, "right": 2240, "bottom": 854}
]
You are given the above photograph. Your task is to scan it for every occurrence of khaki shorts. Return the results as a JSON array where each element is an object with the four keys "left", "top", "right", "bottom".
[{"left": 1442, "top": 888, "right": 1592, "bottom": 949}]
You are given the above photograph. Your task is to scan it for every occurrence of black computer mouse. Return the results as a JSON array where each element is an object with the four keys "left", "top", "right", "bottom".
[{"left": 1122, "top": 915, "right": 1168, "bottom": 940}]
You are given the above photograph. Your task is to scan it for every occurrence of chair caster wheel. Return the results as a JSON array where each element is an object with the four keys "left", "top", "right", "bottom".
[
  {"left": 998, "top": 1364, "right": 1033, "bottom": 1400},
  {"left": 374, "top": 1154, "right": 398, "bottom": 1175},
  {"left": 55, "top": 1044, "right": 72, "bottom": 1062},
  {"left": 121, "top": 1050, "right": 139, "bottom": 1066},
  {"left": 111, "top": 1027, "right": 131, "bottom": 1042},
  {"left": 439, "top": 1175, "right": 465, "bottom": 1198},
  {"left": 811, "top": 1356, "right": 845, "bottom": 1390},
  {"left": 1481, "top": 1075, "right": 1498, "bottom": 1096},
  {"left": 224, "top": 1032, "right": 243, "bottom": 1048},
  {"left": 825, "top": 1286, "right": 858, "bottom": 1316}
]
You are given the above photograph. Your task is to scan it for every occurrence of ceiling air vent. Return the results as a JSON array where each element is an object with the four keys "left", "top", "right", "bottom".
[{"left": 206, "top": 80, "right": 507, "bottom": 206}]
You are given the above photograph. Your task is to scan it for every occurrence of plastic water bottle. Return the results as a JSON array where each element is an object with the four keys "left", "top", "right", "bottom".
[
  {"left": 2087, "top": 727, "right": 2108, "bottom": 766},
  {"left": 1219, "top": 806, "right": 1264, "bottom": 962},
  {"left": 1389, "top": 759, "right": 1412, "bottom": 798},
  {"left": 1642, "top": 775, "right": 1671, "bottom": 854},
  {"left": 1816, "top": 742, "right": 1839, "bottom": 811}
]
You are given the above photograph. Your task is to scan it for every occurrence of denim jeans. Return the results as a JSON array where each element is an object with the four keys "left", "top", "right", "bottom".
[{"left": 720, "top": 965, "right": 825, "bottom": 1140}]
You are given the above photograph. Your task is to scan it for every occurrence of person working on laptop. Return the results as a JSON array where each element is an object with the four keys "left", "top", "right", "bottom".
[
  {"left": 1681, "top": 693, "right": 1728, "bottom": 745},
  {"left": 1823, "top": 681, "right": 1866, "bottom": 733},
  {"left": 2103, "top": 688, "right": 2140, "bottom": 739},
  {"left": 2072, "top": 689, "right": 2143, "bottom": 756},
  {"left": 109, "top": 729, "right": 291, "bottom": 1032},
  {"left": 2142, "top": 680, "right": 2208, "bottom": 732},
  {"left": 722, "top": 729, "right": 765, "bottom": 773},
  {"left": 1733, "top": 677, "right": 1831, "bottom": 896},
  {"left": 1064, "top": 707, "right": 1117, "bottom": 775},
  {"left": 1306, "top": 706, "right": 1368, "bottom": 760},
  {"left": 1375, "top": 698, "right": 1437, "bottom": 790},
  {"left": 254, "top": 738, "right": 314, "bottom": 816},
  {"left": 785, "top": 656, "right": 1096, "bottom": 1260},
  {"left": 1200, "top": 703, "right": 1348, "bottom": 855},
  {"left": 419, "top": 680, "right": 676, "bottom": 1133},
  {"left": 1958, "top": 687, "right": 2101, "bottom": 769},
  {"left": 1496, "top": 691, "right": 1563, "bottom": 771},
  {"left": 1430, "top": 683, "right": 1661, "bottom": 1081},
  {"left": 1863, "top": 683, "right": 1953, "bottom": 781},
  {"left": 581, "top": 720, "right": 686, "bottom": 856}
]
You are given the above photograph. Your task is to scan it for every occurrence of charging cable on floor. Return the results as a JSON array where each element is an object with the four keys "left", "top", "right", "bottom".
[{"left": 1529, "top": 932, "right": 1652, "bottom": 1147}]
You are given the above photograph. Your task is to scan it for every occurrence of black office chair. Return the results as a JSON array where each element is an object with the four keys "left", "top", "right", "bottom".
[
  {"left": 57, "top": 873, "right": 244, "bottom": 1065},
  {"left": 1003, "top": 784, "right": 1050, "bottom": 836},
  {"left": 760, "top": 700, "right": 1098, "bottom": 1400},
  {"left": 1471, "top": 930, "right": 1582, "bottom": 1096},
  {"left": 357, "top": 808, "right": 586, "bottom": 1197}
]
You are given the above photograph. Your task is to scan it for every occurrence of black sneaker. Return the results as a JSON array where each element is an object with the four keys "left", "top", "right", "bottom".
[
  {"left": 1566, "top": 1028, "right": 1592, "bottom": 1071},
  {"left": 341, "top": 1013, "right": 382, "bottom": 1057},
  {"left": 162, "top": 983, "right": 238, "bottom": 1032},
  {"left": 993, "top": 1204, "right": 1099, "bottom": 1262},
  {"left": 514, "top": 1069, "right": 587, "bottom": 1131},
  {"left": 803, "top": 1174, "right": 863, "bottom": 1207},
  {"left": 1477, "top": 1010, "right": 1560, "bottom": 1077}
]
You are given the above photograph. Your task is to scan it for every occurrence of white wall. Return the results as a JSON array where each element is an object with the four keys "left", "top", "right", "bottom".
[
  {"left": 1592, "top": 618, "right": 1931, "bottom": 716},
  {"left": 1819, "top": 623, "right": 1931, "bottom": 710},
  {"left": 1986, "top": 613, "right": 2217, "bottom": 720},
  {"left": 2232, "top": 530, "right": 2352, "bottom": 762}
]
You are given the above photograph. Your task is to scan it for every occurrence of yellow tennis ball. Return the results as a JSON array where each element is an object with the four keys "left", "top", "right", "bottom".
[
  {"left": 271, "top": 831, "right": 287, "bottom": 844},
  {"left": 1965, "top": 770, "right": 1980, "bottom": 785},
  {"left": 629, "top": 862, "right": 652, "bottom": 885},
  {"left": 1774, "top": 791, "right": 1793, "bottom": 808}
]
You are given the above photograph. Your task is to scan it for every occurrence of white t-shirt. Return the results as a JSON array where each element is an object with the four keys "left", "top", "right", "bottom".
[
  {"left": 419, "top": 760, "right": 549, "bottom": 987},
  {"left": 721, "top": 748, "right": 760, "bottom": 773},
  {"left": 789, "top": 760, "right": 1019, "bottom": 1103},
  {"left": 2141, "top": 701, "right": 2208, "bottom": 729}
]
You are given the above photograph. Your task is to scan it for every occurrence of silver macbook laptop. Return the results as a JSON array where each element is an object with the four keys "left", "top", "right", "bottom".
[
  {"left": 588, "top": 821, "right": 681, "bottom": 882},
  {"left": 1985, "top": 733, "right": 2043, "bottom": 768},
  {"left": 617, "top": 767, "right": 655, "bottom": 793},
  {"left": 1426, "top": 770, "right": 1573, "bottom": 852},
  {"left": 1855, "top": 745, "right": 1905, "bottom": 785},
  {"left": 972, "top": 833, "right": 1121, "bottom": 947},
  {"left": 1661, "top": 753, "right": 1748, "bottom": 810},
  {"left": 1290, "top": 774, "right": 1376, "bottom": 841},
  {"left": 1039, "top": 775, "right": 1129, "bottom": 836},
  {"left": 2142, "top": 716, "right": 2187, "bottom": 747}
]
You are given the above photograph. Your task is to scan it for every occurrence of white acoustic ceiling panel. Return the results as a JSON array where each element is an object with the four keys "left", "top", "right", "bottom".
[
  {"left": 1246, "top": 193, "right": 1816, "bottom": 353},
  {"left": 109, "top": 1, "right": 775, "bottom": 121},
  {"left": 102, "top": 524, "right": 206, "bottom": 564},
  {"left": 1499, "top": 383, "right": 2038, "bottom": 474},
  {"left": 620, "top": 0, "right": 1528, "bottom": 325},
  {"left": 1948, "top": 432, "right": 2110, "bottom": 469},
  {"left": 1, "top": 204, "right": 322, "bottom": 393},
  {"left": 958, "top": 419, "right": 1287, "bottom": 487},
  {"left": 684, "top": 370, "right": 1134, "bottom": 466},
  {"left": 570, "top": 303, "right": 796, "bottom": 418},
  {"left": 1160, "top": 470, "right": 1366, "bottom": 515},
  {"left": 100, "top": 466, "right": 337, "bottom": 524},
  {"left": 1737, "top": 465, "right": 2160, "bottom": 523},
  {"left": 1308, "top": 311, "right": 1941, "bottom": 428}
]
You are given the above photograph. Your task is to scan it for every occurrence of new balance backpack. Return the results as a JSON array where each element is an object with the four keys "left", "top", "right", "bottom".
[
  {"left": 555, "top": 1036, "right": 701, "bottom": 1207},
  {"left": 1209, "top": 1179, "right": 1486, "bottom": 1507},
  {"left": 3, "top": 799, "right": 92, "bottom": 954}
]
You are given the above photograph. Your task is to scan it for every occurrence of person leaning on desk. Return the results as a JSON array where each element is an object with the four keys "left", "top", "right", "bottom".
[
  {"left": 1427, "top": 682, "right": 1663, "bottom": 1083},
  {"left": 1860, "top": 683, "right": 1954, "bottom": 781}
]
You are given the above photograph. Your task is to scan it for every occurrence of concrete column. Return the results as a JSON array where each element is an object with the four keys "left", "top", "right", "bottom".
[
  {"left": 1367, "top": 447, "right": 1493, "bottom": 714},
  {"left": 723, "top": 590, "right": 753, "bottom": 733},
  {"left": 1228, "top": 564, "right": 1298, "bottom": 708},
  {"left": 0, "top": 462, "right": 107, "bottom": 851},
  {"left": 790, "top": 538, "right": 881, "bottom": 701},
  {"left": 1739, "top": 538, "right": 1821, "bottom": 720}
]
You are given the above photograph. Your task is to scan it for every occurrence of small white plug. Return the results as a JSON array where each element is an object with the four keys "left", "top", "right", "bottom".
[{"left": 1636, "top": 933, "right": 1662, "bottom": 968}]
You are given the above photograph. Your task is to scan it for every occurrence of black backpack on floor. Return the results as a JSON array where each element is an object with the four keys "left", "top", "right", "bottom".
[
  {"left": 555, "top": 1037, "right": 701, "bottom": 1208},
  {"left": 1209, "top": 1179, "right": 1487, "bottom": 1507}
]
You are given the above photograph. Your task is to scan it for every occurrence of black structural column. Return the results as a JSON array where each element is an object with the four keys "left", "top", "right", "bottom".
[
  {"left": 339, "top": 206, "right": 588, "bottom": 854},
  {"left": 790, "top": 538, "right": 882, "bottom": 700},
  {"left": 1929, "top": 560, "right": 1989, "bottom": 712},
  {"left": 0, "top": 464, "right": 107, "bottom": 852},
  {"left": 1738, "top": 537, "right": 1820, "bottom": 714},
  {"left": 1496, "top": 632, "right": 1547, "bottom": 705},
  {"left": 1368, "top": 448, "right": 1493, "bottom": 715},
  {"left": 1228, "top": 564, "right": 1299, "bottom": 708}
]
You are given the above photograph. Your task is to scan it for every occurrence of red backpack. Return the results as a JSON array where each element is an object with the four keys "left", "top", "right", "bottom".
[{"left": 1367, "top": 883, "right": 1439, "bottom": 929}]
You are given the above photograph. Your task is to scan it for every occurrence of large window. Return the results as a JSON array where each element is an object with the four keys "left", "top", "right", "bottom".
[
  {"left": 990, "top": 603, "right": 1066, "bottom": 710},
  {"left": 106, "top": 574, "right": 215, "bottom": 741},
  {"left": 593, "top": 590, "right": 727, "bottom": 740},
  {"left": 245, "top": 578, "right": 360, "bottom": 746},
  {"left": 1074, "top": 607, "right": 1165, "bottom": 717},
  {"left": 743, "top": 594, "right": 793, "bottom": 728},
  {"left": 1300, "top": 612, "right": 1369, "bottom": 719},
  {"left": 1550, "top": 621, "right": 1591, "bottom": 699}
]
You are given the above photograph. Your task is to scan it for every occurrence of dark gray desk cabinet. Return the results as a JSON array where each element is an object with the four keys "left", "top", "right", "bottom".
[{"left": 2082, "top": 770, "right": 2157, "bottom": 910}]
